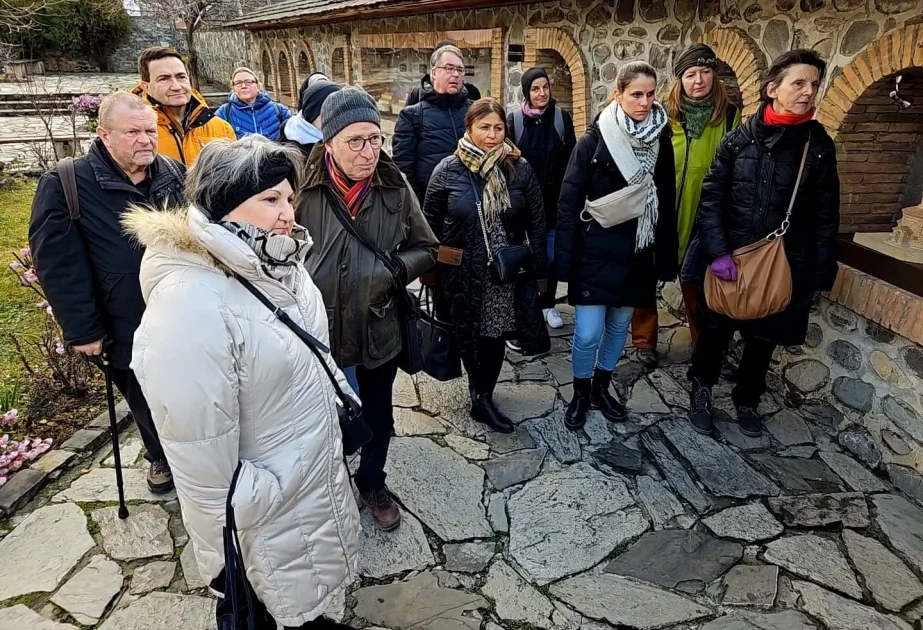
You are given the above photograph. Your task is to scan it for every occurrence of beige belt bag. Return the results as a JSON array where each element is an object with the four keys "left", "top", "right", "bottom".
[{"left": 580, "top": 174, "right": 650, "bottom": 229}]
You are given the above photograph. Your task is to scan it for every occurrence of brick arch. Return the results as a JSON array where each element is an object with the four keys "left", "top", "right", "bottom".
[
  {"left": 705, "top": 27, "right": 767, "bottom": 118},
  {"left": 524, "top": 27, "right": 589, "bottom": 132},
  {"left": 277, "top": 44, "right": 296, "bottom": 106},
  {"left": 816, "top": 24, "right": 923, "bottom": 233},
  {"left": 297, "top": 42, "right": 316, "bottom": 86},
  {"left": 260, "top": 47, "right": 276, "bottom": 96}
]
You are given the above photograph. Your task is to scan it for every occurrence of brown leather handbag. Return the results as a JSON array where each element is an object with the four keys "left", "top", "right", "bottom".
[{"left": 704, "top": 135, "right": 811, "bottom": 321}]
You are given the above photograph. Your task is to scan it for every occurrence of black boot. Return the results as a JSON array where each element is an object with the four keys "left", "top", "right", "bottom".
[
  {"left": 565, "top": 377, "right": 591, "bottom": 431},
  {"left": 688, "top": 378, "right": 714, "bottom": 435},
  {"left": 736, "top": 405, "right": 764, "bottom": 437},
  {"left": 590, "top": 369, "right": 627, "bottom": 422},
  {"left": 471, "top": 394, "right": 514, "bottom": 434}
]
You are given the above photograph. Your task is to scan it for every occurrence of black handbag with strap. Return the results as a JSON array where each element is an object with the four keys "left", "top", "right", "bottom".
[
  {"left": 322, "top": 188, "right": 424, "bottom": 375},
  {"left": 234, "top": 274, "right": 371, "bottom": 456},
  {"left": 417, "top": 286, "right": 462, "bottom": 382},
  {"left": 215, "top": 462, "right": 277, "bottom": 630}
]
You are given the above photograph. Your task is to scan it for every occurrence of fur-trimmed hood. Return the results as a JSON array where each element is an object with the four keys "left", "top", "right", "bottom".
[{"left": 122, "top": 204, "right": 313, "bottom": 303}]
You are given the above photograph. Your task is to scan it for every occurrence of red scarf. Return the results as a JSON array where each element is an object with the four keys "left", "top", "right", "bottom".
[
  {"left": 763, "top": 103, "right": 815, "bottom": 127},
  {"left": 325, "top": 153, "right": 372, "bottom": 218}
]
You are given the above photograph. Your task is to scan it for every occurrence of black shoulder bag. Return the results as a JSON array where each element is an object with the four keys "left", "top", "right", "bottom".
[
  {"left": 463, "top": 168, "right": 532, "bottom": 285},
  {"left": 234, "top": 274, "right": 371, "bottom": 456},
  {"left": 321, "top": 188, "right": 424, "bottom": 375}
]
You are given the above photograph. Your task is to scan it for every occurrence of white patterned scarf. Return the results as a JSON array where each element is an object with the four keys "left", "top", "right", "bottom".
[
  {"left": 222, "top": 220, "right": 311, "bottom": 284},
  {"left": 599, "top": 100, "right": 668, "bottom": 251}
]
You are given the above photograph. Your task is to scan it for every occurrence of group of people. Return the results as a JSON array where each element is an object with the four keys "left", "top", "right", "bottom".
[{"left": 27, "top": 39, "right": 839, "bottom": 630}]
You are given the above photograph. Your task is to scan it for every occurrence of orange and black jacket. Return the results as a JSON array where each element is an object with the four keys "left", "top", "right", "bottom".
[{"left": 132, "top": 85, "right": 236, "bottom": 166}]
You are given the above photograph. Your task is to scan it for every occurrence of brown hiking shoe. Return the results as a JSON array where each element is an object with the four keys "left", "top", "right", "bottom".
[
  {"left": 147, "top": 459, "right": 174, "bottom": 494},
  {"left": 360, "top": 488, "right": 402, "bottom": 531}
]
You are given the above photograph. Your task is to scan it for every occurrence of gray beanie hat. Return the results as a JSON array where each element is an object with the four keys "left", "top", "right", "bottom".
[{"left": 320, "top": 87, "right": 381, "bottom": 140}]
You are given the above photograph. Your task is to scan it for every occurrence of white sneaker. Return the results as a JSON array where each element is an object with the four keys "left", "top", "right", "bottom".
[
  {"left": 544, "top": 308, "right": 564, "bottom": 329},
  {"left": 506, "top": 340, "right": 522, "bottom": 353}
]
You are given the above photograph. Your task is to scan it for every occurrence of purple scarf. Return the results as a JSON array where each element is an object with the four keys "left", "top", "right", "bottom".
[{"left": 521, "top": 101, "right": 545, "bottom": 119}]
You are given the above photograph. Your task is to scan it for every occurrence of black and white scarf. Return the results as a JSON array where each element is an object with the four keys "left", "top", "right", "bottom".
[
  {"left": 222, "top": 220, "right": 311, "bottom": 284},
  {"left": 599, "top": 100, "right": 668, "bottom": 251}
]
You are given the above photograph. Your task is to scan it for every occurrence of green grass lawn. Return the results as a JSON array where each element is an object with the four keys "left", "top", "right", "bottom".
[{"left": 0, "top": 180, "right": 43, "bottom": 390}]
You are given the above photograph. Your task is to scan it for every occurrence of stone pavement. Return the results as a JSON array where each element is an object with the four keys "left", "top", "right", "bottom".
[
  {"left": 0, "top": 74, "right": 141, "bottom": 97},
  {"left": 2, "top": 296, "right": 923, "bottom": 629}
]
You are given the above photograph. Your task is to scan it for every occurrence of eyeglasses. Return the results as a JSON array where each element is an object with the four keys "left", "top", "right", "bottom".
[
  {"left": 233, "top": 79, "right": 258, "bottom": 87},
  {"left": 437, "top": 65, "right": 465, "bottom": 76},
  {"left": 341, "top": 134, "right": 384, "bottom": 152}
]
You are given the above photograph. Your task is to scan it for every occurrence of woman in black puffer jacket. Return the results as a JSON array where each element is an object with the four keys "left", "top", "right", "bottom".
[
  {"left": 424, "top": 98, "right": 550, "bottom": 434},
  {"left": 686, "top": 49, "right": 839, "bottom": 438},
  {"left": 556, "top": 62, "right": 678, "bottom": 432}
]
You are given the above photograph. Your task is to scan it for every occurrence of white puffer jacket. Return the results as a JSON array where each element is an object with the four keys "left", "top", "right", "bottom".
[{"left": 126, "top": 205, "right": 360, "bottom": 627}]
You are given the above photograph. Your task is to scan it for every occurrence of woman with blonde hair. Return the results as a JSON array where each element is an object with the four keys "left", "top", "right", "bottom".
[{"left": 630, "top": 44, "right": 741, "bottom": 365}]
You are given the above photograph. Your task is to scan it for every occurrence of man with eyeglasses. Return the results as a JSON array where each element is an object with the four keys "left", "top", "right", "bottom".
[
  {"left": 297, "top": 87, "right": 438, "bottom": 532},
  {"left": 132, "top": 46, "right": 235, "bottom": 165},
  {"left": 393, "top": 44, "right": 472, "bottom": 203},
  {"left": 216, "top": 67, "right": 291, "bottom": 141},
  {"left": 404, "top": 39, "right": 481, "bottom": 107},
  {"left": 29, "top": 92, "right": 185, "bottom": 495}
]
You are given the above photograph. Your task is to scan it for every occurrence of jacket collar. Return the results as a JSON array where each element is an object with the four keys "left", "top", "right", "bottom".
[
  {"left": 743, "top": 102, "right": 820, "bottom": 149},
  {"left": 132, "top": 84, "right": 216, "bottom": 132},
  {"left": 86, "top": 138, "right": 180, "bottom": 199},
  {"left": 420, "top": 81, "right": 469, "bottom": 109},
  {"left": 302, "top": 145, "right": 407, "bottom": 192},
  {"left": 228, "top": 91, "right": 272, "bottom": 111}
]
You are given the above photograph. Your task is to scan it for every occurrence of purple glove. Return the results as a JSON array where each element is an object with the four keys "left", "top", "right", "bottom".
[{"left": 711, "top": 254, "right": 738, "bottom": 282}]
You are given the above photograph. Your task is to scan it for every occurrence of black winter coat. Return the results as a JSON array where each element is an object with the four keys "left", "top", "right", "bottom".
[
  {"left": 29, "top": 139, "right": 185, "bottom": 369},
  {"left": 506, "top": 100, "right": 577, "bottom": 230},
  {"left": 423, "top": 154, "right": 550, "bottom": 357},
  {"left": 693, "top": 106, "right": 840, "bottom": 346},
  {"left": 556, "top": 122, "right": 678, "bottom": 309},
  {"left": 393, "top": 81, "right": 471, "bottom": 203}
]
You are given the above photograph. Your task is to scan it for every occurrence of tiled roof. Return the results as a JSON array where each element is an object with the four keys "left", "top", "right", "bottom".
[{"left": 223, "top": 0, "right": 398, "bottom": 27}]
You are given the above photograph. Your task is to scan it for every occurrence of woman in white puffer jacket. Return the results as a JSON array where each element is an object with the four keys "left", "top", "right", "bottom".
[{"left": 125, "top": 136, "right": 360, "bottom": 630}]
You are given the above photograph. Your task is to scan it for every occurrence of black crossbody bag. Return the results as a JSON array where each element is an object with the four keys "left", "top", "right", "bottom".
[
  {"left": 463, "top": 168, "right": 532, "bottom": 285},
  {"left": 234, "top": 274, "right": 371, "bottom": 456},
  {"left": 322, "top": 188, "right": 424, "bottom": 375}
]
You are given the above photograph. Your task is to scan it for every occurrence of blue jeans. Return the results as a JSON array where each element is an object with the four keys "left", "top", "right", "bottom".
[
  {"left": 344, "top": 366, "right": 359, "bottom": 395},
  {"left": 572, "top": 305, "right": 634, "bottom": 379}
]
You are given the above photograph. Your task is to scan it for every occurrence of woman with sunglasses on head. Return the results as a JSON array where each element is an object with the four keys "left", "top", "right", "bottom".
[{"left": 423, "top": 98, "right": 550, "bottom": 435}]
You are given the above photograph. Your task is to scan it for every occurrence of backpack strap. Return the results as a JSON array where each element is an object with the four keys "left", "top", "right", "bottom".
[
  {"left": 57, "top": 157, "right": 80, "bottom": 221},
  {"left": 511, "top": 109, "right": 524, "bottom": 146},
  {"left": 411, "top": 103, "right": 423, "bottom": 138},
  {"left": 554, "top": 106, "right": 565, "bottom": 143}
]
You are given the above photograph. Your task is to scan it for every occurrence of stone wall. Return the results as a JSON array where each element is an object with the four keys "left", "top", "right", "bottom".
[
  {"left": 107, "top": 15, "right": 184, "bottom": 74},
  {"left": 768, "top": 296, "right": 923, "bottom": 492},
  {"left": 193, "top": 28, "right": 252, "bottom": 89}
]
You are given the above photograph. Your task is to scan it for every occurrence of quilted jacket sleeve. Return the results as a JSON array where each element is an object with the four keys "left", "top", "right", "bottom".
[
  {"left": 422, "top": 158, "right": 451, "bottom": 239},
  {"left": 131, "top": 283, "right": 282, "bottom": 583},
  {"left": 396, "top": 180, "right": 438, "bottom": 283},
  {"left": 812, "top": 137, "right": 840, "bottom": 292},
  {"left": 696, "top": 134, "right": 735, "bottom": 262},
  {"left": 555, "top": 133, "right": 593, "bottom": 281},
  {"left": 393, "top": 107, "right": 420, "bottom": 196}
]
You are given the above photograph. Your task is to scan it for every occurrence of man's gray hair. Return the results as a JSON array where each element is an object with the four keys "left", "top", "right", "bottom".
[
  {"left": 98, "top": 92, "right": 155, "bottom": 129},
  {"left": 431, "top": 44, "right": 464, "bottom": 71},
  {"left": 185, "top": 135, "right": 303, "bottom": 215}
]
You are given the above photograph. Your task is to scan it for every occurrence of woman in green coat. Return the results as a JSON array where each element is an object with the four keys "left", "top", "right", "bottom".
[{"left": 630, "top": 43, "right": 740, "bottom": 359}]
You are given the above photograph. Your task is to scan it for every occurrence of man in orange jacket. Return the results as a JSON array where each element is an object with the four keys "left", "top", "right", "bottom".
[{"left": 132, "top": 47, "right": 235, "bottom": 166}]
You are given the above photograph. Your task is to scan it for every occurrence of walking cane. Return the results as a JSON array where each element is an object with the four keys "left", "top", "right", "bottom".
[{"left": 99, "top": 346, "right": 129, "bottom": 520}]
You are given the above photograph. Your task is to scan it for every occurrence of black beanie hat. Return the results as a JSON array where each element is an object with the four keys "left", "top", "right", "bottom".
[
  {"left": 673, "top": 43, "right": 718, "bottom": 78},
  {"left": 203, "top": 153, "right": 296, "bottom": 222},
  {"left": 521, "top": 67, "right": 550, "bottom": 104},
  {"left": 301, "top": 80, "right": 342, "bottom": 126}
]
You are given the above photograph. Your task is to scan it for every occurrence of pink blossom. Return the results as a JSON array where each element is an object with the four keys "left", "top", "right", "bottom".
[
  {"left": 36, "top": 300, "right": 48, "bottom": 309},
  {"left": 43, "top": 438, "right": 53, "bottom": 445},
  {"left": 46, "top": 306, "right": 54, "bottom": 318},
  {"left": 0, "top": 435, "right": 9, "bottom": 447},
  {"left": 20, "top": 270, "right": 37, "bottom": 286},
  {"left": 9, "top": 262, "right": 21, "bottom": 271},
  {"left": 9, "top": 460, "right": 22, "bottom": 471},
  {"left": 1, "top": 409, "right": 17, "bottom": 426},
  {"left": 55, "top": 342, "right": 65, "bottom": 355},
  {"left": 0, "top": 477, "right": 7, "bottom": 488},
  {"left": 19, "top": 247, "right": 30, "bottom": 257}
]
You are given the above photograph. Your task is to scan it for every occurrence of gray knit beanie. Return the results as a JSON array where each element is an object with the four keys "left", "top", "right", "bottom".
[{"left": 320, "top": 87, "right": 381, "bottom": 140}]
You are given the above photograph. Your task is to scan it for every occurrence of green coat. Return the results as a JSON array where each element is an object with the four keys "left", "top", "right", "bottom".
[{"left": 672, "top": 105, "right": 741, "bottom": 259}]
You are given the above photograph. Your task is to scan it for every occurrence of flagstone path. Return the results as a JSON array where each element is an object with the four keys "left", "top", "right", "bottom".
[{"left": 2, "top": 297, "right": 923, "bottom": 630}]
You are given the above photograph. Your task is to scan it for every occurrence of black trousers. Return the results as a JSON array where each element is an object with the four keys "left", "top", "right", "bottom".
[
  {"left": 107, "top": 367, "right": 165, "bottom": 462},
  {"left": 353, "top": 358, "right": 399, "bottom": 494},
  {"left": 461, "top": 336, "right": 507, "bottom": 397},
  {"left": 689, "top": 322, "right": 776, "bottom": 409},
  {"left": 282, "top": 619, "right": 353, "bottom": 630}
]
